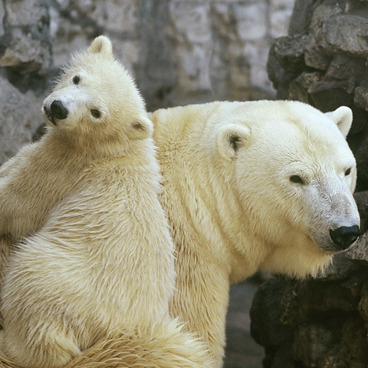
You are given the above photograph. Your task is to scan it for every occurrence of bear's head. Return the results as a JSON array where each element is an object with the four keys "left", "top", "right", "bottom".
[
  {"left": 215, "top": 101, "right": 360, "bottom": 277},
  {"left": 42, "top": 36, "right": 152, "bottom": 146}
]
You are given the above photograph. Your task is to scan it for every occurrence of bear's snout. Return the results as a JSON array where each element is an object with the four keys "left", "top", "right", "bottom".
[
  {"left": 50, "top": 100, "right": 68, "bottom": 121},
  {"left": 329, "top": 225, "right": 360, "bottom": 251},
  {"left": 44, "top": 100, "right": 69, "bottom": 125}
]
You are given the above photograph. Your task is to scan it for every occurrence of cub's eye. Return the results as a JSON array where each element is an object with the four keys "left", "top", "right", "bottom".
[
  {"left": 72, "top": 76, "right": 80, "bottom": 85},
  {"left": 91, "top": 109, "right": 101, "bottom": 119},
  {"left": 345, "top": 168, "right": 351, "bottom": 176},
  {"left": 290, "top": 175, "right": 305, "bottom": 185}
]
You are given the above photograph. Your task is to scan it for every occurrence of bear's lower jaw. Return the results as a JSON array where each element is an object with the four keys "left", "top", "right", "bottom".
[
  {"left": 316, "top": 240, "right": 357, "bottom": 254},
  {"left": 43, "top": 106, "right": 57, "bottom": 126},
  {"left": 322, "top": 243, "right": 356, "bottom": 254}
]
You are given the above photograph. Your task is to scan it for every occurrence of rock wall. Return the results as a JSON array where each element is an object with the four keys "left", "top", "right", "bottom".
[
  {"left": 251, "top": 1, "right": 368, "bottom": 367},
  {"left": 267, "top": 0, "right": 368, "bottom": 191},
  {"left": 0, "top": 0, "right": 294, "bottom": 166},
  {"left": 251, "top": 254, "right": 368, "bottom": 368}
]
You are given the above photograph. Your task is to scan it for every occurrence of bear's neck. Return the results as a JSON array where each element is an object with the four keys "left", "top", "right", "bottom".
[
  {"left": 158, "top": 143, "right": 264, "bottom": 281},
  {"left": 46, "top": 129, "right": 150, "bottom": 162}
]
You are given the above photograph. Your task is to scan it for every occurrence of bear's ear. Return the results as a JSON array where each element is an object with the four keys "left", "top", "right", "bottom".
[
  {"left": 127, "top": 116, "right": 153, "bottom": 140},
  {"left": 325, "top": 106, "right": 353, "bottom": 138},
  {"left": 216, "top": 124, "right": 251, "bottom": 161},
  {"left": 88, "top": 36, "right": 113, "bottom": 57}
]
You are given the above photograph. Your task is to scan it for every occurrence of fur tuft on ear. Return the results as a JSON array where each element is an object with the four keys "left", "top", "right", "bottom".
[
  {"left": 88, "top": 35, "right": 113, "bottom": 56},
  {"left": 216, "top": 124, "right": 251, "bottom": 161},
  {"left": 127, "top": 116, "right": 153, "bottom": 140},
  {"left": 325, "top": 106, "right": 353, "bottom": 138}
]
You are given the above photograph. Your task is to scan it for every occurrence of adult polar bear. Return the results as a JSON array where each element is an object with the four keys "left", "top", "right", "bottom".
[{"left": 150, "top": 101, "right": 360, "bottom": 366}]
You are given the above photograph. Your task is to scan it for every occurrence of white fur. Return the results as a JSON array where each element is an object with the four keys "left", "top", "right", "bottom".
[
  {"left": 0, "top": 36, "right": 213, "bottom": 368},
  {"left": 150, "top": 100, "right": 360, "bottom": 366},
  {"left": 0, "top": 34, "right": 153, "bottom": 300}
]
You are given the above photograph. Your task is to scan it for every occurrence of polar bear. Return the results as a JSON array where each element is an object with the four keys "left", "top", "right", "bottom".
[
  {"left": 0, "top": 35, "right": 152, "bottom": 298},
  {"left": 0, "top": 36, "right": 213, "bottom": 368},
  {"left": 26, "top": 100, "right": 359, "bottom": 368},
  {"left": 148, "top": 100, "right": 360, "bottom": 366}
]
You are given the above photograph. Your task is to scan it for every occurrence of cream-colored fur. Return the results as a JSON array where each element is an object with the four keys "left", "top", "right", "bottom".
[
  {"left": 0, "top": 35, "right": 151, "bottom": 300},
  {"left": 0, "top": 36, "right": 213, "bottom": 368},
  {"left": 0, "top": 320, "right": 211, "bottom": 368},
  {"left": 148, "top": 100, "right": 360, "bottom": 366}
]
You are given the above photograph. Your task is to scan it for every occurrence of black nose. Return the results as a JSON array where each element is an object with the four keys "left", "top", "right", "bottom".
[
  {"left": 50, "top": 100, "right": 68, "bottom": 120},
  {"left": 329, "top": 225, "right": 360, "bottom": 250}
]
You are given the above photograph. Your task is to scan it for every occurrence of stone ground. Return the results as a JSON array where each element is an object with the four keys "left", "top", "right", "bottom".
[{"left": 224, "top": 280, "right": 264, "bottom": 368}]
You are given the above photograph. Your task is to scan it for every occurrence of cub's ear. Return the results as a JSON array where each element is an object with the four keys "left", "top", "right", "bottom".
[
  {"left": 88, "top": 35, "right": 113, "bottom": 57},
  {"left": 325, "top": 106, "right": 353, "bottom": 138},
  {"left": 127, "top": 116, "right": 153, "bottom": 140},
  {"left": 216, "top": 124, "right": 251, "bottom": 161}
]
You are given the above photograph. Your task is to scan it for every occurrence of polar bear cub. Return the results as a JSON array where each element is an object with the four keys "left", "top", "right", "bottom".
[
  {"left": 0, "top": 36, "right": 211, "bottom": 368},
  {"left": 0, "top": 35, "right": 152, "bottom": 298}
]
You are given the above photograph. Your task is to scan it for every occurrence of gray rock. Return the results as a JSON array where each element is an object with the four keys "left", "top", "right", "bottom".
[
  {"left": 272, "top": 35, "right": 309, "bottom": 74},
  {"left": 0, "top": 28, "right": 51, "bottom": 75},
  {"left": 289, "top": 71, "right": 322, "bottom": 102},
  {"left": 267, "top": 0, "right": 368, "bottom": 191},
  {"left": 318, "top": 253, "right": 359, "bottom": 281},
  {"left": 46, "top": 0, "right": 296, "bottom": 108},
  {"left": 346, "top": 233, "right": 368, "bottom": 264},
  {"left": 0, "top": 1, "right": 4, "bottom": 37},
  {"left": 317, "top": 15, "right": 368, "bottom": 57},
  {"left": 5, "top": 0, "right": 49, "bottom": 27},
  {"left": 288, "top": 0, "right": 314, "bottom": 37},
  {"left": 354, "top": 85, "right": 368, "bottom": 111},
  {"left": 251, "top": 270, "right": 368, "bottom": 368},
  {"left": 354, "top": 191, "right": 368, "bottom": 234},
  {"left": 293, "top": 324, "right": 333, "bottom": 367},
  {"left": 250, "top": 277, "right": 294, "bottom": 348},
  {"left": 0, "top": 76, "right": 43, "bottom": 165},
  {"left": 1, "top": 0, "right": 51, "bottom": 76}
]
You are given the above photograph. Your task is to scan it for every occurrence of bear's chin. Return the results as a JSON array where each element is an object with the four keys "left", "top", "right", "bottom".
[
  {"left": 42, "top": 109, "right": 57, "bottom": 126},
  {"left": 311, "top": 235, "right": 358, "bottom": 255}
]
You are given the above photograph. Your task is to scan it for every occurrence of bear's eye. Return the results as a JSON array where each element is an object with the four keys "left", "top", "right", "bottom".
[
  {"left": 290, "top": 175, "right": 305, "bottom": 185},
  {"left": 345, "top": 168, "right": 351, "bottom": 176},
  {"left": 91, "top": 109, "right": 101, "bottom": 119},
  {"left": 72, "top": 76, "right": 80, "bottom": 85}
]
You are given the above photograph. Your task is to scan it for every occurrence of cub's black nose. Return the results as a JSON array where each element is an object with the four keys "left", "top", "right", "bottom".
[
  {"left": 50, "top": 100, "right": 68, "bottom": 120},
  {"left": 329, "top": 225, "right": 360, "bottom": 251}
]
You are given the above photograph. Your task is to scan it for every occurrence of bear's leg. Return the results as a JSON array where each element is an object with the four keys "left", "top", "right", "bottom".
[{"left": 2, "top": 322, "right": 81, "bottom": 368}]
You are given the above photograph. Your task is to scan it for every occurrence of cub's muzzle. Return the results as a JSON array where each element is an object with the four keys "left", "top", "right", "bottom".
[{"left": 43, "top": 100, "right": 68, "bottom": 125}]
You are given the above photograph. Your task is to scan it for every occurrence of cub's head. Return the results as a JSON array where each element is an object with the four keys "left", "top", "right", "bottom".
[
  {"left": 42, "top": 36, "right": 152, "bottom": 144},
  {"left": 215, "top": 101, "right": 360, "bottom": 278}
]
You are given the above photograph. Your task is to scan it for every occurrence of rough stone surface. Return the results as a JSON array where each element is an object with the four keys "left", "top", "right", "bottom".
[
  {"left": 0, "top": 0, "right": 294, "bottom": 168},
  {"left": 0, "top": 76, "right": 42, "bottom": 164},
  {"left": 251, "top": 1, "right": 368, "bottom": 367},
  {"left": 48, "top": 0, "right": 294, "bottom": 109},
  {"left": 225, "top": 281, "right": 264, "bottom": 368},
  {"left": 0, "top": 0, "right": 51, "bottom": 76},
  {"left": 346, "top": 233, "right": 368, "bottom": 264},
  {"left": 267, "top": 0, "right": 368, "bottom": 191},
  {"left": 251, "top": 264, "right": 368, "bottom": 368}
]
